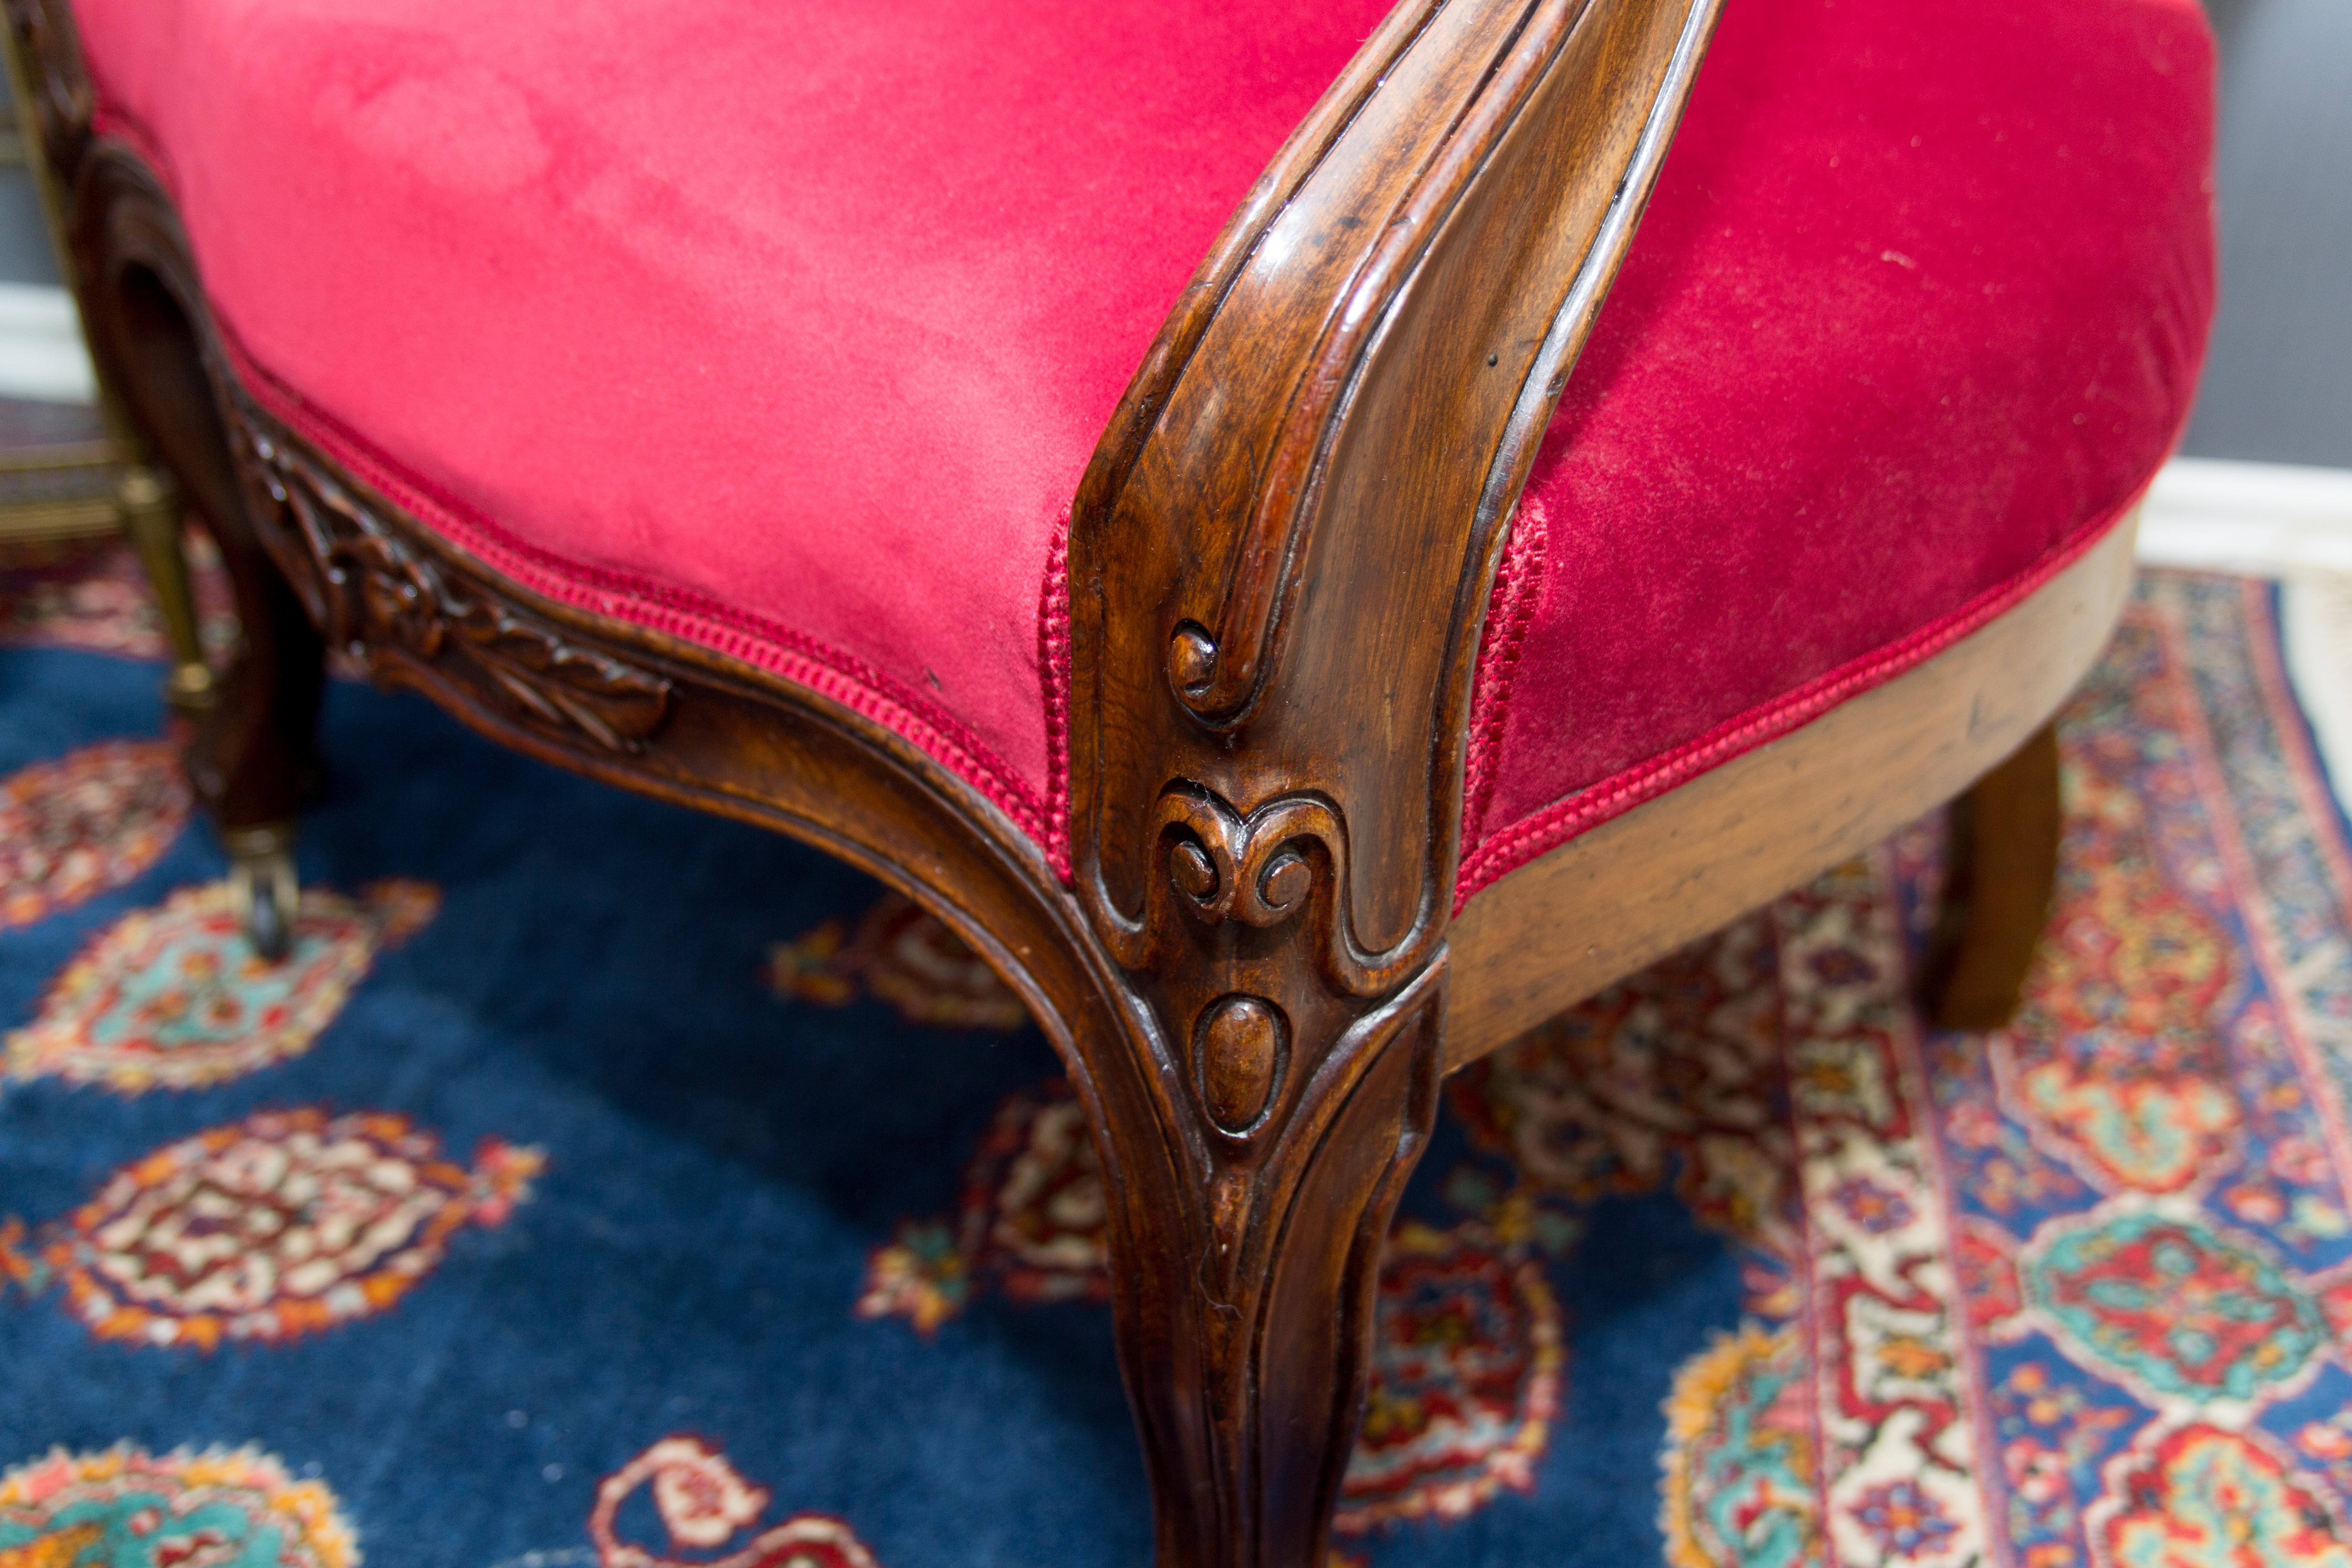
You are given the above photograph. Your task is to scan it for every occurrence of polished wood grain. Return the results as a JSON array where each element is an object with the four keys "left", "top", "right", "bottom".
[
  {"left": 1446, "top": 518, "right": 2137, "bottom": 1066},
  {"left": 1073, "top": 0, "right": 1724, "bottom": 957},
  {"left": 16, "top": 0, "right": 2122, "bottom": 1558},
  {"left": 1921, "top": 720, "right": 2064, "bottom": 1029},
  {"left": 70, "top": 150, "right": 325, "bottom": 848},
  {"left": 1062, "top": 0, "right": 1722, "bottom": 1561}
]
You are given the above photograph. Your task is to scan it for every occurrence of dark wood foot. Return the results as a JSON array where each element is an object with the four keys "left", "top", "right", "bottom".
[
  {"left": 166, "top": 370, "right": 323, "bottom": 961},
  {"left": 1081, "top": 967, "right": 1443, "bottom": 1568},
  {"left": 180, "top": 530, "right": 323, "bottom": 842},
  {"left": 1922, "top": 720, "right": 2063, "bottom": 1029}
]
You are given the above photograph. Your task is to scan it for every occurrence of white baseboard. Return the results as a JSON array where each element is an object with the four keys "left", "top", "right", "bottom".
[
  {"left": 2138, "top": 456, "right": 2352, "bottom": 577},
  {"left": 0, "top": 280, "right": 95, "bottom": 403},
  {"left": 2282, "top": 577, "right": 2352, "bottom": 809}
]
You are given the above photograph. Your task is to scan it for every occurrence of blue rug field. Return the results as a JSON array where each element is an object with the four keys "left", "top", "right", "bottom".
[{"left": 7, "top": 563, "right": 2352, "bottom": 1568}]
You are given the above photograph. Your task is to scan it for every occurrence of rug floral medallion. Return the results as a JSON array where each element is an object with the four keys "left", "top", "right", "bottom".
[
  {"left": 0, "top": 1446, "right": 358, "bottom": 1568},
  {"left": 5, "top": 567, "right": 2352, "bottom": 1568},
  {"left": 4, "top": 880, "right": 439, "bottom": 1093},
  {"left": 0, "top": 740, "right": 190, "bottom": 932},
  {"left": 2, "top": 1106, "right": 541, "bottom": 1350}
]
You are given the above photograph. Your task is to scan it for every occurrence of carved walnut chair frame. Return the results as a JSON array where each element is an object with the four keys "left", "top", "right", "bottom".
[{"left": 9, "top": 0, "right": 2124, "bottom": 1560}]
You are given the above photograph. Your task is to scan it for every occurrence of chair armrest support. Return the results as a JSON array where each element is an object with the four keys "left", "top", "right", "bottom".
[
  {"left": 1067, "top": 0, "right": 1724, "bottom": 979},
  {"left": 1056, "top": 13, "right": 1726, "bottom": 1555}
]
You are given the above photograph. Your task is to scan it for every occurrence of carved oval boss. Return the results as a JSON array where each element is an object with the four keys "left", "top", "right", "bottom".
[{"left": 1194, "top": 994, "right": 1288, "bottom": 1136}]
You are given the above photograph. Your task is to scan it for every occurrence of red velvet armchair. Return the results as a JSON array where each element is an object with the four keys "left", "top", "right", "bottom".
[{"left": 6, "top": 0, "right": 2214, "bottom": 1560}]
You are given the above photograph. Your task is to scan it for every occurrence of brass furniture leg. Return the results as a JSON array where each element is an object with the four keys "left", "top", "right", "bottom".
[
  {"left": 115, "top": 461, "right": 216, "bottom": 717},
  {"left": 222, "top": 820, "right": 299, "bottom": 960}
]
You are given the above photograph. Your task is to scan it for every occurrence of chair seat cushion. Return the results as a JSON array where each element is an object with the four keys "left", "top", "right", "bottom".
[
  {"left": 75, "top": 0, "right": 2214, "bottom": 890},
  {"left": 1455, "top": 0, "right": 2215, "bottom": 896},
  {"left": 76, "top": 0, "right": 1396, "bottom": 850}
]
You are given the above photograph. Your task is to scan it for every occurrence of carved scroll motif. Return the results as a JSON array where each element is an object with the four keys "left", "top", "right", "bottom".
[
  {"left": 1089, "top": 770, "right": 1446, "bottom": 1319},
  {"left": 232, "top": 410, "right": 671, "bottom": 755},
  {"left": 1085, "top": 782, "right": 1444, "bottom": 1568},
  {"left": 1096, "top": 785, "right": 1435, "bottom": 1004}
]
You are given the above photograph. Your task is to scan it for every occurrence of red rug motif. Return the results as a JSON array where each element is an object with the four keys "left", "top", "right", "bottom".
[
  {"left": 2, "top": 1107, "right": 541, "bottom": 1350},
  {"left": 845, "top": 573, "right": 2352, "bottom": 1565},
  {"left": 590, "top": 1437, "right": 881, "bottom": 1568},
  {"left": 0, "top": 740, "right": 189, "bottom": 931}
]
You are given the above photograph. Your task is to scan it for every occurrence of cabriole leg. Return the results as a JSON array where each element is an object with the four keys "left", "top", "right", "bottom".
[
  {"left": 1081, "top": 969, "right": 1443, "bottom": 1568},
  {"left": 88, "top": 258, "right": 323, "bottom": 960},
  {"left": 177, "top": 422, "right": 322, "bottom": 964},
  {"left": 185, "top": 510, "right": 321, "bottom": 962},
  {"left": 1922, "top": 720, "right": 2062, "bottom": 1029}
]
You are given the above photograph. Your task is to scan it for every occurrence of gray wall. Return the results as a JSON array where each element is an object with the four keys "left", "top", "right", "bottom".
[
  {"left": 0, "top": 167, "right": 56, "bottom": 288},
  {"left": 0, "top": 9, "right": 2343, "bottom": 464},
  {"left": 2185, "top": 0, "right": 2352, "bottom": 467}
]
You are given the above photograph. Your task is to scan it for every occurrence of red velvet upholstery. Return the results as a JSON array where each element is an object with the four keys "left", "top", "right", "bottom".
[
  {"left": 75, "top": 0, "right": 1397, "bottom": 851},
  {"left": 75, "top": 0, "right": 2214, "bottom": 892},
  {"left": 1457, "top": 0, "right": 2216, "bottom": 896}
]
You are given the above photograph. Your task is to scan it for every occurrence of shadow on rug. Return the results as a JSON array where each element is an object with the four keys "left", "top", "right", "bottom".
[{"left": 2, "top": 563, "right": 2349, "bottom": 1568}]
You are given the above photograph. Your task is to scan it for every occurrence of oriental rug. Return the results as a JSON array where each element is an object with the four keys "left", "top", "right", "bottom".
[{"left": 1, "top": 562, "right": 2348, "bottom": 1568}]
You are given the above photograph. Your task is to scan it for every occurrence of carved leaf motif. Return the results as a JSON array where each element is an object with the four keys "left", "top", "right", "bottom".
[
  {"left": 1105, "top": 785, "right": 1420, "bottom": 1004},
  {"left": 446, "top": 598, "right": 671, "bottom": 754},
  {"left": 235, "top": 409, "right": 671, "bottom": 755}
]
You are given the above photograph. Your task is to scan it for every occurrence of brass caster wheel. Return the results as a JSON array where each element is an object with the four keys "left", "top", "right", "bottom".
[{"left": 223, "top": 823, "right": 299, "bottom": 964}]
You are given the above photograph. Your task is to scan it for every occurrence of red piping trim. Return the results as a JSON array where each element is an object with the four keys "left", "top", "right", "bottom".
[
  {"left": 223, "top": 348, "right": 1055, "bottom": 851},
  {"left": 1461, "top": 496, "right": 1551, "bottom": 849},
  {"left": 1035, "top": 514, "right": 1075, "bottom": 882}
]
